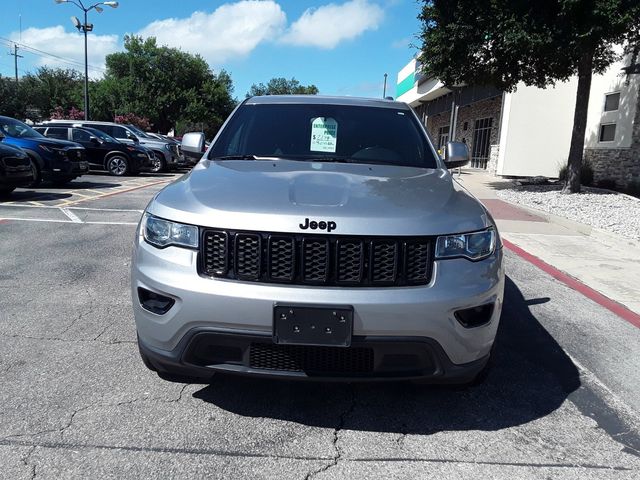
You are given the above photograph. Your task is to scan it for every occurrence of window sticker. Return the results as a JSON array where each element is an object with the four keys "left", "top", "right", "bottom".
[{"left": 310, "top": 117, "right": 338, "bottom": 153}]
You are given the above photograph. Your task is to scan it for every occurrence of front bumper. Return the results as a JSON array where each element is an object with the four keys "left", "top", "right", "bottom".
[
  {"left": 0, "top": 164, "right": 33, "bottom": 187},
  {"left": 132, "top": 233, "right": 504, "bottom": 380},
  {"left": 139, "top": 329, "right": 490, "bottom": 382}
]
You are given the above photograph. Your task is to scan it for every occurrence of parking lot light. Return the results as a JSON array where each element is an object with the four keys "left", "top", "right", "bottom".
[{"left": 54, "top": 0, "right": 119, "bottom": 121}]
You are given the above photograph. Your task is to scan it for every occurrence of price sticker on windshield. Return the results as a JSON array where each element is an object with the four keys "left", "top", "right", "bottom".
[{"left": 310, "top": 117, "right": 338, "bottom": 153}]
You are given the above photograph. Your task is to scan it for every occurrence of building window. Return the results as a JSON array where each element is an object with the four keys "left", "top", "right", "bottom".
[
  {"left": 599, "top": 123, "right": 616, "bottom": 142},
  {"left": 437, "top": 125, "right": 449, "bottom": 149},
  {"left": 604, "top": 92, "right": 620, "bottom": 112}
]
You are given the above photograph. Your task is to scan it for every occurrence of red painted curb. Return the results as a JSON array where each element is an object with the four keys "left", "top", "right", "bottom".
[{"left": 502, "top": 238, "right": 640, "bottom": 329}]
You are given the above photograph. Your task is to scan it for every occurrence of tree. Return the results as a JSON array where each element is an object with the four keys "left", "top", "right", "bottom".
[
  {"left": 247, "top": 77, "right": 319, "bottom": 97},
  {"left": 99, "top": 35, "right": 236, "bottom": 134},
  {"left": 417, "top": 0, "right": 640, "bottom": 193}
]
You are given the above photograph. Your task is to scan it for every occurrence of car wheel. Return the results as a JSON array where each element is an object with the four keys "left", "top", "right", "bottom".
[
  {"left": 106, "top": 155, "right": 129, "bottom": 176},
  {"left": 149, "top": 153, "right": 166, "bottom": 173},
  {"left": 27, "top": 157, "right": 42, "bottom": 188}
]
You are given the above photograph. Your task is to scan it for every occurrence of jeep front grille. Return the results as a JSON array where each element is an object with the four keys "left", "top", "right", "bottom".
[{"left": 200, "top": 229, "right": 434, "bottom": 287}]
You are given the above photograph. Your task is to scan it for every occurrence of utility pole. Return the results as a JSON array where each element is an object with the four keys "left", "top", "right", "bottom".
[
  {"left": 383, "top": 73, "right": 388, "bottom": 98},
  {"left": 9, "top": 43, "right": 23, "bottom": 84}
]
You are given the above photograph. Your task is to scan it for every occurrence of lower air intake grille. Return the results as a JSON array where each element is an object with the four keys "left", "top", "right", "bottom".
[{"left": 249, "top": 343, "right": 374, "bottom": 374}]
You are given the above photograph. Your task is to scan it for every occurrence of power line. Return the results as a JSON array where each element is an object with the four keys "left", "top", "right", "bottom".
[{"left": 0, "top": 37, "right": 106, "bottom": 73}]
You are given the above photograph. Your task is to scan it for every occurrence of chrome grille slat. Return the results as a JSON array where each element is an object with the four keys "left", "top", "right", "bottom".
[{"left": 200, "top": 229, "right": 433, "bottom": 287}]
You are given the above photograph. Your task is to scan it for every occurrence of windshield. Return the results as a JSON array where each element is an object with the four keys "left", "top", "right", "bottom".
[
  {"left": 208, "top": 103, "right": 438, "bottom": 168},
  {"left": 85, "top": 128, "right": 118, "bottom": 143},
  {"left": 0, "top": 117, "right": 44, "bottom": 139},
  {"left": 127, "top": 125, "right": 151, "bottom": 138}
]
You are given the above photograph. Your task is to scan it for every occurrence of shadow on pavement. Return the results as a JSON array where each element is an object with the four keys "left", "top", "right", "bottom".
[
  {"left": 192, "top": 276, "right": 580, "bottom": 433},
  {"left": 0, "top": 190, "right": 72, "bottom": 203}
]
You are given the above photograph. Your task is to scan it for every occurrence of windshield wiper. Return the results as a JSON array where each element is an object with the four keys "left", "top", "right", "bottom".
[
  {"left": 211, "top": 154, "right": 259, "bottom": 160},
  {"left": 305, "top": 156, "right": 354, "bottom": 163}
]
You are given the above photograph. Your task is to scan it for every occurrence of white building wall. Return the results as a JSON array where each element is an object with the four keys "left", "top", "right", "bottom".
[
  {"left": 584, "top": 53, "right": 639, "bottom": 149},
  {"left": 497, "top": 80, "right": 578, "bottom": 177}
]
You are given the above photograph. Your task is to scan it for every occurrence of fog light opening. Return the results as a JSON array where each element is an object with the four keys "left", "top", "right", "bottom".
[
  {"left": 138, "top": 288, "right": 175, "bottom": 315},
  {"left": 454, "top": 303, "right": 494, "bottom": 328}
]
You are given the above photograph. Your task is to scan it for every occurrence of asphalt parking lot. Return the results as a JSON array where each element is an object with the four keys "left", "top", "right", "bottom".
[{"left": 1, "top": 172, "right": 640, "bottom": 479}]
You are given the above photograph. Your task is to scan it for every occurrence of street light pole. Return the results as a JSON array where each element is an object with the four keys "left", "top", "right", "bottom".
[
  {"left": 54, "top": 0, "right": 119, "bottom": 120},
  {"left": 383, "top": 73, "right": 387, "bottom": 98},
  {"left": 83, "top": 8, "right": 89, "bottom": 120}
]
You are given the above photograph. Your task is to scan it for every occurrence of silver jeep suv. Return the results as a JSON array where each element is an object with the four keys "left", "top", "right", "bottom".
[{"left": 131, "top": 96, "right": 504, "bottom": 384}]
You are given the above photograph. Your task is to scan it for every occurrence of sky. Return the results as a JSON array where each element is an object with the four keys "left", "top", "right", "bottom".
[{"left": 0, "top": 0, "right": 422, "bottom": 99}]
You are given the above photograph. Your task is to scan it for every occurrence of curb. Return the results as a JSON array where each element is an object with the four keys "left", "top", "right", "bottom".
[{"left": 503, "top": 238, "right": 640, "bottom": 329}]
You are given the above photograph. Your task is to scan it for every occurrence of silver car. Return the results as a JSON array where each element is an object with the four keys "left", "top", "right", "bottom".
[{"left": 131, "top": 96, "right": 504, "bottom": 384}]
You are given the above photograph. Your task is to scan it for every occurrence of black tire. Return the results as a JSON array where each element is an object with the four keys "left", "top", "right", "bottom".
[
  {"left": 106, "top": 154, "right": 130, "bottom": 176},
  {"left": 152, "top": 152, "right": 169, "bottom": 173},
  {"left": 148, "top": 154, "right": 164, "bottom": 174},
  {"left": 0, "top": 186, "right": 16, "bottom": 196},
  {"left": 27, "top": 157, "right": 42, "bottom": 188}
]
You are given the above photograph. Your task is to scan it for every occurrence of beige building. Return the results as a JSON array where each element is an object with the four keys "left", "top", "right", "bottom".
[{"left": 396, "top": 52, "right": 640, "bottom": 188}]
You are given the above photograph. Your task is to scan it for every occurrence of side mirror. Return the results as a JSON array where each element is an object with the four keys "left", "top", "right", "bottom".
[
  {"left": 181, "top": 132, "right": 206, "bottom": 160},
  {"left": 89, "top": 136, "right": 101, "bottom": 144},
  {"left": 444, "top": 141, "right": 470, "bottom": 169},
  {"left": 127, "top": 131, "right": 139, "bottom": 143}
]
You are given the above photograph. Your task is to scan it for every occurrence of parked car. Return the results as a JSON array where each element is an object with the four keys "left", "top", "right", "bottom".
[
  {"left": 0, "top": 116, "right": 88, "bottom": 186},
  {"left": 41, "top": 120, "right": 181, "bottom": 172},
  {"left": 125, "top": 125, "right": 189, "bottom": 168},
  {"left": 34, "top": 125, "right": 159, "bottom": 176},
  {"left": 0, "top": 141, "right": 35, "bottom": 196},
  {"left": 132, "top": 95, "right": 505, "bottom": 385}
]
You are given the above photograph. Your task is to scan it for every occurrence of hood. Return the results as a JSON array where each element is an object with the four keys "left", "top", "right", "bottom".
[
  {"left": 138, "top": 138, "right": 168, "bottom": 148},
  {"left": 149, "top": 159, "right": 490, "bottom": 236}
]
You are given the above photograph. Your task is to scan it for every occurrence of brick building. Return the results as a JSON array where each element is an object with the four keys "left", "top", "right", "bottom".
[{"left": 396, "top": 52, "right": 640, "bottom": 189}]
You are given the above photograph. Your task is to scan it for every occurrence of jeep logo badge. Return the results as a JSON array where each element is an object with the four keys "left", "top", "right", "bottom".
[{"left": 299, "top": 218, "right": 337, "bottom": 233}]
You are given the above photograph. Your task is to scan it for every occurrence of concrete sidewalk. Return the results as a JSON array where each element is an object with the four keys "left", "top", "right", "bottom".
[{"left": 456, "top": 170, "right": 640, "bottom": 317}]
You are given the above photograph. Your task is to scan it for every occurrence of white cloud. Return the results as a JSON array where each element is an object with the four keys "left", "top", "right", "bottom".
[
  {"left": 280, "top": 0, "right": 384, "bottom": 49},
  {"left": 137, "top": 1, "right": 287, "bottom": 65},
  {"left": 10, "top": 26, "right": 119, "bottom": 78}
]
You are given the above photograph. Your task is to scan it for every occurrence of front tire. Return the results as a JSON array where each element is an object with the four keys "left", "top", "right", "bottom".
[
  {"left": 27, "top": 157, "right": 42, "bottom": 188},
  {"left": 106, "top": 155, "right": 130, "bottom": 176}
]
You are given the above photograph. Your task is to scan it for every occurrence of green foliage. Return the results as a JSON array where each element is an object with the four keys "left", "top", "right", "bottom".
[
  {"left": 247, "top": 77, "right": 319, "bottom": 97},
  {"left": 417, "top": 0, "right": 640, "bottom": 92},
  {"left": 558, "top": 159, "right": 594, "bottom": 186},
  {"left": 417, "top": 0, "right": 640, "bottom": 193},
  {"left": 97, "top": 35, "right": 236, "bottom": 135}
]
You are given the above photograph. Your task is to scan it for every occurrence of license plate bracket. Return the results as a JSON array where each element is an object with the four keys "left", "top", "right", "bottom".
[{"left": 273, "top": 304, "right": 353, "bottom": 347}]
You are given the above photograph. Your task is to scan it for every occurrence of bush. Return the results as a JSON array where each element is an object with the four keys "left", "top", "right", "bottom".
[
  {"left": 558, "top": 159, "right": 594, "bottom": 186},
  {"left": 596, "top": 178, "right": 617, "bottom": 190}
]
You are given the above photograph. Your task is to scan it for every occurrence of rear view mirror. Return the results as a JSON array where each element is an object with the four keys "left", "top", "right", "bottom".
[
  {"left": 181, "top": 132, "right": 206, "bottom": 160},
  {"left": 444, "top": 141, "right": 470, "bottom": 169}
]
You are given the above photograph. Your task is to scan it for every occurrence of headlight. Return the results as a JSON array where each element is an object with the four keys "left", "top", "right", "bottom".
[
  {"left": 164, "top": 144, "right": 172, "bottom": 151},
  {"left": 38, "top": 145, "right": 66, "bottom": 156},
  {"left": 143, "top": 213, "right": 199, "bottom": 249},
  {"left": 435, "top": 229, "right": 496, "bottom": 261}
]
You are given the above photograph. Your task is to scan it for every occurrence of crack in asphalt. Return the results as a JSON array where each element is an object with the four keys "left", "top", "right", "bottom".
[
  {"left": 20, "top": 445, "right": 36, "bottom": 480},
  {"left": 2, "top": 384, "right": 191, "bottom": 445},
  {"left": 0, "top": 438, "right": 634, "bottom": 471},
  {"left": 304, "top": 384, "right": 357, "bottom": 480}
]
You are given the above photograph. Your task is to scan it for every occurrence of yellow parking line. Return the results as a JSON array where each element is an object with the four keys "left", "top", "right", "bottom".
[
  {"left": 84, "top": 189, "right": 106, "bottom": 195},
  {"left": 29, "top": 201, "right": 44, "bottom": 206}
]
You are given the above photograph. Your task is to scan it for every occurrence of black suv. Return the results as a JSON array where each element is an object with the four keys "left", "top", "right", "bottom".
[
  {"left": 0, "top": 142, "right": 35, "bottom": 196},
  {"left": 34, "top": 125, "right": 156, "bottom": 176}
]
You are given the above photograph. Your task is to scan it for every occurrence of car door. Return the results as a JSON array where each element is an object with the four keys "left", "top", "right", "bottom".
[{"left": 71, "top": 128, "right": 104, "bottom": 168}]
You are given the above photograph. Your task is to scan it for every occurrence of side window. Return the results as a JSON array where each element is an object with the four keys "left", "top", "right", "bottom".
[
  {"left": 46, "top": 127, "right": 69, "bottom": 140},
  {"left": 94, "top": 125, "right": 114, "bottom": 136},
  {"left": 72, "top": 129, "right": 92, "bottom": 142},
  {"left": 111, "top": 126, "right": 128, "bottom": 139}
]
